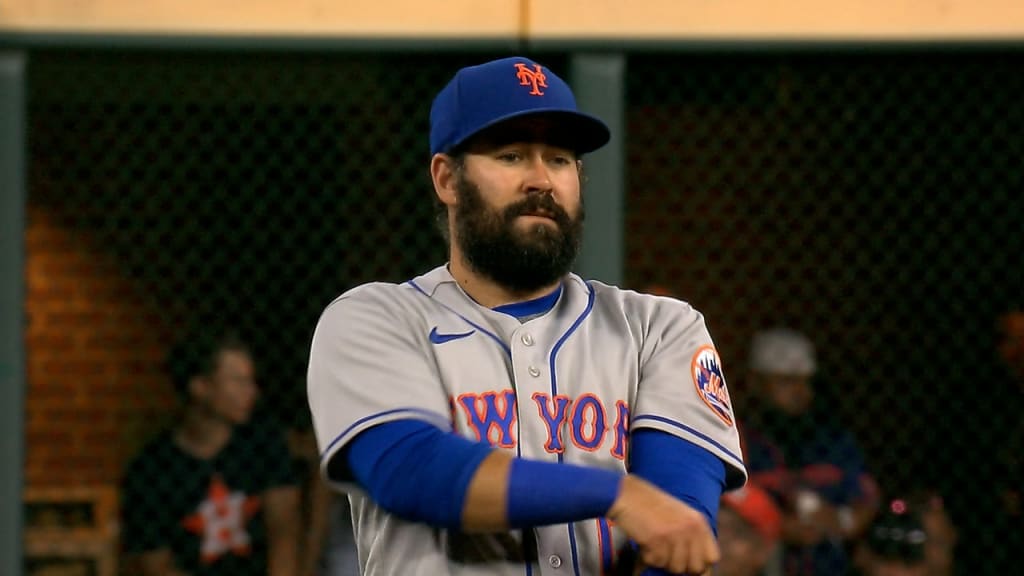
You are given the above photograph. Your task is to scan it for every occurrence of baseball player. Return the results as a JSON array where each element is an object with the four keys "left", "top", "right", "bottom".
[{"left": 306, "top": 56, "right": 747, "bottom": 576}]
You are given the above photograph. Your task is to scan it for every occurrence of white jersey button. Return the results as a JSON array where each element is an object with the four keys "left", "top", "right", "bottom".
[
  {"left": 528, "top": 366, "right": 541, "bottom": 377},
  {"left": 548, "top": 555, "right": 562, "bottom": 569},
  {"left": 521, "top": 333, "right": 534, "bottom": 346}
]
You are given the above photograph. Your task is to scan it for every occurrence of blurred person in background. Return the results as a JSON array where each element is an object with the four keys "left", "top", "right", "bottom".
[
  {"left": 740, "top": 328, "right": 880, "bottom": 575},
  {"left": 853, "top": 500, "right": 929, "bottom": 576},
  {"left": 943, "top": 302, "right": 1024, "bottom": 575},
  {"left": 716, "top": 484, "right": 783, "bottom": 576},
  {"left": 311, "top": 483, "right": 361, "bottom": 576},
  {"left": 906, "top": 491, "right": 955, "bottom": 576},
  {"left": 995, "top": 307, "right": 1023, "bottom": 514},
  {"left": 287, "top": 424, "right": 360, "bottom": 576},
  {"left": 989, "top": 304, "right": 1023, "bottom": 573},
  {"left": 121, "top": 327, "right": 301, "bottom": 576}
]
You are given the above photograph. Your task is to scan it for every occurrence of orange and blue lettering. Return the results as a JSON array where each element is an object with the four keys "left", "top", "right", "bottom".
[
  {"left": 457, "top": 389, "right": 518, "bottom": 448},
  {"left": 610, "top": 400, "right": 629, "bottom": 460},
  {"left": 532, "top": 392, "right": 571, "bottom": 453},
  {"left": 571, "top": 394, "right": 608, "bottom": 451}
]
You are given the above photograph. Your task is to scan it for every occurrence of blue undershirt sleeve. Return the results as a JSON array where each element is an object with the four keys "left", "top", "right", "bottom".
[
  {"left": 629, "top": 428, "right": 726, "bottom": 532},
  {"left": 343, "top": 419, "right": 491, "bottom": 530},
  {"left": 629, "top": 428, "right": 727, "bottom": 576}
]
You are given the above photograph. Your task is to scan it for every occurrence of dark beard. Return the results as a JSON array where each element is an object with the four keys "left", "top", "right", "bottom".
[{"left": 453, "top": 174, "right": 583, "bottom": 293}]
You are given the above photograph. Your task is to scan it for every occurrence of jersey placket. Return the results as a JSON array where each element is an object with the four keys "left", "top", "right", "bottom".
[{"left": 514, "top": 313, "right": 592, "bottom": 576}]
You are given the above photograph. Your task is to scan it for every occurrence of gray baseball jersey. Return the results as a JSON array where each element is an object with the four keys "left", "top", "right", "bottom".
[{"left": 307, "top": 265, "right": 746, "bottom": 576}]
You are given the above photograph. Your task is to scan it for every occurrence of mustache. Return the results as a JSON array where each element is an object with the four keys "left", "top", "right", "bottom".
[{"left": 503, "top": 194, "right": 572, "bottom": 227}]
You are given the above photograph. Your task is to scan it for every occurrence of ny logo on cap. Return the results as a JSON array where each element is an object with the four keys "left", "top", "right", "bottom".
[{"left": 514, "top": 63, "right": 547, "bottom": 96}]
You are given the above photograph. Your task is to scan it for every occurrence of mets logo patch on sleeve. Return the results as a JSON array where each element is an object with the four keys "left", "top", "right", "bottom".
[{"left": 691, "top": 346, "right": 734, "bottom": 426}]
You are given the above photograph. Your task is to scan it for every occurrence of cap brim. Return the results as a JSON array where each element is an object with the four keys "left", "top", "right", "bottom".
[{"left": 451, "top": 109, "right": 611, "bottom": 155}]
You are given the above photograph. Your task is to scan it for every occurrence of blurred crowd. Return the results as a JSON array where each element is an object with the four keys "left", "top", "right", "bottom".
[{"left": 714, "top": 300, "right": 1021, "bottom": 576}]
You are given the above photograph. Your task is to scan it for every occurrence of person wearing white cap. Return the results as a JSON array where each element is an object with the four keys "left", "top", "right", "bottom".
[
  {"left": 747, "top": 329, "right": 818, "bottom": 418},
  {"left": 740, "top": 328, "right": 880, "bottom": 576}
]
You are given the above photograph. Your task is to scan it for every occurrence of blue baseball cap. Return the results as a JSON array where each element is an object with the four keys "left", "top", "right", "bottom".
[{"left": 429, "top": 56, "right": 611, "bottom": 156}]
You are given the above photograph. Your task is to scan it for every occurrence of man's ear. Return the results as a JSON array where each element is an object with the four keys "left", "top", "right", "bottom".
[
  {"left": 576, "top": 158, "right": 587, "bottom": 187},
  {"left": 430, "top": 153, "right": 459, "bottom": 207}
]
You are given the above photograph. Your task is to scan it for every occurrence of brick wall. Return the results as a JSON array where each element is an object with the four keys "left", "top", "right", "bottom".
[{"left": 24, "top": 204, "right": 177, "bottom": 488}]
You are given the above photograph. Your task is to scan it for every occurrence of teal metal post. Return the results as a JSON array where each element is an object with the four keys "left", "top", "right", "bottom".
[
  {"left": 570, "top": 53, "right": 625, "bottom": 286},
  {"left": 0, "top": 50, "right": 27, "bottom": 576}
]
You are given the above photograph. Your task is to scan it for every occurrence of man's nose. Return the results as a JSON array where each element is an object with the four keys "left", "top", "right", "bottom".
[{"left": 522, "top": 156, "right": 553, "bottom": 192}]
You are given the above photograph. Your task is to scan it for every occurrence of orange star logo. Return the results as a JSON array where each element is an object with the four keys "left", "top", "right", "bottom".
[{"left": 181, "top": 474, "right": 262, "bottom": 564}]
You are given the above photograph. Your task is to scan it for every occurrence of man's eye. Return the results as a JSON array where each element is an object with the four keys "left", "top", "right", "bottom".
[{"left": 497, "top": 152, "right": 521, "bottom": 162}]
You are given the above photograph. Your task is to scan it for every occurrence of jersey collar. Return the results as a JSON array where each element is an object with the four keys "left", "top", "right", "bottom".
[{"left": 492, "top": 284, "right": 563, "bottom": 320}]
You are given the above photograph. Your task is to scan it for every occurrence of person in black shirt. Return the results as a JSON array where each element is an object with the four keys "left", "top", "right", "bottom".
[{"left": 121, "top": 328, "right": 301, "bottom": 576}]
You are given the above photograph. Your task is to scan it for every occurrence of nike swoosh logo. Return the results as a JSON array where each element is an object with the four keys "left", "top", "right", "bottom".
[{"left": 429, "top": 327, "right": 475, "bottom": 344}]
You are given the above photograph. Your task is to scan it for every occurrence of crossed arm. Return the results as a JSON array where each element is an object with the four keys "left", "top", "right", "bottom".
[{"left": 337, "top": 420, "right": 727, "bottom": 575}]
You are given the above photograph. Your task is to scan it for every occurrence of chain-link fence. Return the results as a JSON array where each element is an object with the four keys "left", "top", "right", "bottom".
[{"left": 22, "top": 47, "right": 1023, "bottom": 575}]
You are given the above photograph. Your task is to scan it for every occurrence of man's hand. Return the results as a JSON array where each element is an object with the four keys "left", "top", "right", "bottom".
[{"left": 608, "top": 475, "right": 719, "bottom": 575}]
